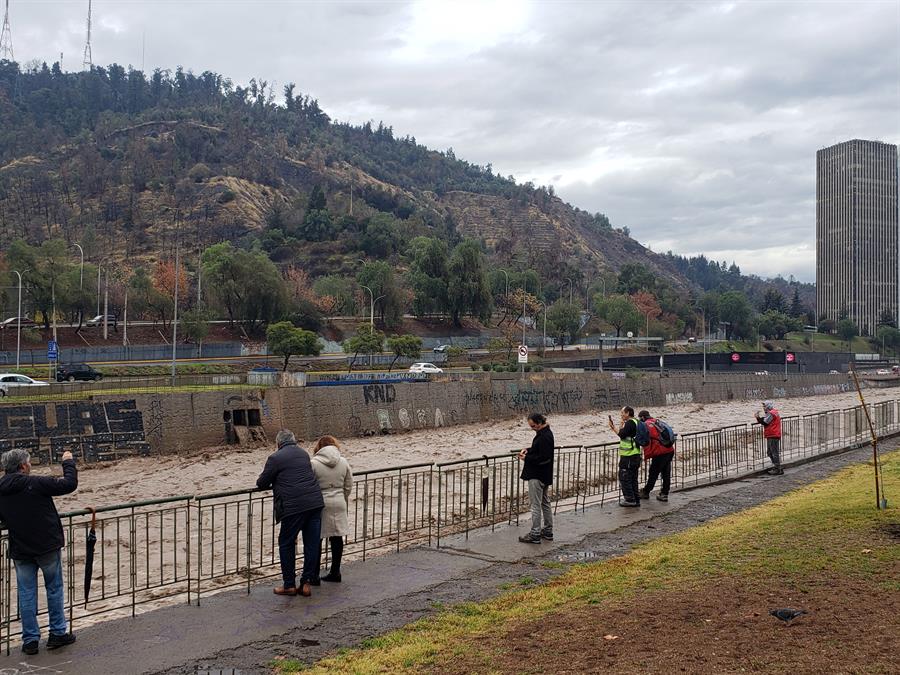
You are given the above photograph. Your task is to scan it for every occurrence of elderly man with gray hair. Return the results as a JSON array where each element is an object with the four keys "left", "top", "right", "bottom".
[
  {"left": 0, "top": 448, "right": 78, "bottom": 655},
  {"left": 257, "top": 430, "right": 324, "bottom": 598}
]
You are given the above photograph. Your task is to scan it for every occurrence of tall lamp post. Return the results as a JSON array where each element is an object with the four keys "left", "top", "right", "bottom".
[
  {"left": 700, "top": 308, "right": 706, "bottom": 381},
  {"left": 537, "top": 301, "right": 548, "bottom": 357},
  {"left": 13, "top": 269, "right": 24, "bottom": 371},
  {"left": 73, "top": 243, "right": 84, "bottom": 326},
  {"left": 360, "top": 285, "right": 384, "bottom": 366}
]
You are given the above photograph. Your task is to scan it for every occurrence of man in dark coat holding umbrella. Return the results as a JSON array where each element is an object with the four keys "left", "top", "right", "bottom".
[
  {"left": 0, "top": 449, "right": 78, "bottom": 655},
  {"left": 257, "top": 430, "right": 325, "bottom": 598}
]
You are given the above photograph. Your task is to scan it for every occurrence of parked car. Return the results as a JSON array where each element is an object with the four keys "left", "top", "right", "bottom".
[
  {"left": 409, "top": 362, "right": 443, "bottom": 374},
  {"left": 829, "top": 369, "right": 840, "bottom": 375},
  {"left": 86, "top": 314, "right": 118, "bottom": 328},
  {"left": 687, "top": 337, "right": 697, "bottom": 343},
  {"left": 876, "top": 368, "right": 890, "bottom": 375},
  {"left": 0, "top": 316, "right": 35, "bottom": 329},
  {"left": 56, "top": 363, "right": 103, "bottom": 382},
  {"left": 0, "top": 373, "right": 49, "bottom": 397},
  {"left": 433, "top": 344, "right": 450, "bottom": 353}
]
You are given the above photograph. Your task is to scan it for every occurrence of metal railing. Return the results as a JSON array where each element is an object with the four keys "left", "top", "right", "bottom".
[{"left": 0, "top": 399, "right": 896, "bottom": 652}]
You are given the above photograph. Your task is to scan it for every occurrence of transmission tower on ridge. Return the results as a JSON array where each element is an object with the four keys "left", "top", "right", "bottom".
[
  {"left": 0, "top": 0, "right": 14, "bottom": 62},
  {"left": 82, "top": 0, "right": 92, "bottom": 70}
]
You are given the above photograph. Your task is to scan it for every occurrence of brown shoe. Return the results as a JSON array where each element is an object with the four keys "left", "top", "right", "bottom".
[
  {"left": 273, "top": 586, "right": 297, "bottom": 596},
  {"left": 298, "top": 581, "right": 312, "bottom": 597}
]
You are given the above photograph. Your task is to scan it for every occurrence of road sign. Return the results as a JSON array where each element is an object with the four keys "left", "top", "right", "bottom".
[
  {"left": 731, "top": 352, "right": 741, "bottom": 362},
  {"left": 47, "top": 340, "right": 58, "bottom": 361},
  {"left": 785, "top": 352, "right": 796, "bottom": 363},
  {"left": 517, "top": 344, "right": 528, "bottom": 364}
]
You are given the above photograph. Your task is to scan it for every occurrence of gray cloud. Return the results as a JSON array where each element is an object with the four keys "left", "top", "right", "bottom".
[{"left": 8, "top": 0, "right": 899, "bottom": 282}]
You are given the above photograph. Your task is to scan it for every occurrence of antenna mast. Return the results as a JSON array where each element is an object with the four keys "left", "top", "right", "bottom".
[
  {"left": 82, "top": 0, "right": 92, "bottom": 71},
  {"left": 0, "top": 0, "right": 14, "bottom": 62}
]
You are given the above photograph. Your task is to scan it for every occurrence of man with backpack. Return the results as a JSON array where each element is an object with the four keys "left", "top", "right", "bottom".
[{"left": 636, "top": 410, "right": 676, "bottom": 502}]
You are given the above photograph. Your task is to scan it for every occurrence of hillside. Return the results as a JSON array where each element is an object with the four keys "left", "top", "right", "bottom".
[{"left": 0, "top": 60, "right": 815, "bottom": 333}]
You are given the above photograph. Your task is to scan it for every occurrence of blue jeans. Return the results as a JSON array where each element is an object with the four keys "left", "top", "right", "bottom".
[
  {"left": 13, "top": 549, "right": 68, "bottom": 645},
  {"left": 278, "top": 508, "right": 323, "bottom": 588}
]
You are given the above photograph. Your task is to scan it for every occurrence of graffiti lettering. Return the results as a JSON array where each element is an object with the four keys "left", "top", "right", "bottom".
[{"left": 362, "top": 384, "right": 397, "bottom": 406}]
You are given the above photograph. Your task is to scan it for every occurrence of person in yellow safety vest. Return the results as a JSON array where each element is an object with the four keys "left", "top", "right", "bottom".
[{"left": 607, "top": 406, "right": 641, "bottom": 506}]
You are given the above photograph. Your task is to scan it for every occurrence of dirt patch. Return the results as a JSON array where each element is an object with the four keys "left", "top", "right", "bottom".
[
  {"left": 880, "top": 522, "right": 900, "bottom": 540},
  {"left": 441, "top": 575, "right": 900, "bottom": 674}
]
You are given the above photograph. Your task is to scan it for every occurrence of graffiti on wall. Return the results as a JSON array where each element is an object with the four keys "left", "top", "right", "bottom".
[
  {"left": 665, "top": 392, "right": 694, "bottom": 405},
  {"left": 0, "top": 400, "right": 151, "bottom": 464}
]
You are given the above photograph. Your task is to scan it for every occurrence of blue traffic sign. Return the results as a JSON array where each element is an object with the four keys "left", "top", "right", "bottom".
[{"left": 47, "top": 340, "right": 58, "bottom": 360}]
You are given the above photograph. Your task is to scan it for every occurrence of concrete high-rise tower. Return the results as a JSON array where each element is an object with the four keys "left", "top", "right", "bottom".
[{"left": 816, "top": 139, "right": 899, "bottom": 336}]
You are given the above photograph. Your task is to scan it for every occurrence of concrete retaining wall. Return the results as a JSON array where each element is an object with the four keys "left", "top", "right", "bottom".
[{"left": 0, "top": 372, "right": 868, "bottom": 458}]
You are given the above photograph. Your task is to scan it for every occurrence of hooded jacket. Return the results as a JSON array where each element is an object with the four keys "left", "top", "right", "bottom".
[
  {"left": 311, "top": 445, "right": 353, "bottom": 538},
  {"left": 0, "top": 459, "right": 78, "bottom": 560},
  {"left": 257, "top": 442, "right": 324, "bottom": 523}
]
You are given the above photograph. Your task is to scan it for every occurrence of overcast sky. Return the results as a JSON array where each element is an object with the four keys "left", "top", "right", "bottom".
[{"left": 7, "top": 0, "right": 900, "bottom": 282}]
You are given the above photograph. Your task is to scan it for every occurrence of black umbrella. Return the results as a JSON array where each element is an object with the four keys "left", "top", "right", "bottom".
[{"left": 84, "top": 507, "right": 97, "bottom": 606}]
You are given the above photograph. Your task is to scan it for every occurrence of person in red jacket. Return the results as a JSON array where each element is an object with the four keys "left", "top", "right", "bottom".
[
  {"left": 755, "top": 401, "right": 784, "bottom": 475},
  {"left": 637, "top": 410, "right": 675, "bottom": 502}
]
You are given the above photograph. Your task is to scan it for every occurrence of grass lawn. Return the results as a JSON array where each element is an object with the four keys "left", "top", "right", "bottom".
[{"left": 277, "top": 452, "right": 900, "bottom": 674}]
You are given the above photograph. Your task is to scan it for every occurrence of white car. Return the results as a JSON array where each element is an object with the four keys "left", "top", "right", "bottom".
[
  {"left": 432, "top": 344, "right": 450, "bottom": 353},
  {"left": 0, "top": 373, "right": 50, "bottom": 397},
  {"left": 409, "top": 363, "right": 443, "bottom": 374},
  {"left": 876, "top": 369, "right": 890, "bottom": 375}
]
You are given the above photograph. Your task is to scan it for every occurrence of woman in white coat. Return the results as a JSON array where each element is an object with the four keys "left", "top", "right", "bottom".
[{"left": 311, "top": 435, "right": 353, "bottom": 582}]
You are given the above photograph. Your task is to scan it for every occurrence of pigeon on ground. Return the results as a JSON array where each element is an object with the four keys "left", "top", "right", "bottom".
[{"left": 770, "top": 608, "right": 807, "bottom": 623}]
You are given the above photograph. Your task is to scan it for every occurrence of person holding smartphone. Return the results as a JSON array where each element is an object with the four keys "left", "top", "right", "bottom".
[
  {"left": 608, "top": 406, "right": 641, "bottom": 506},
  {"left": 517, "top": 412, "right": 554, "bottom": 543}
]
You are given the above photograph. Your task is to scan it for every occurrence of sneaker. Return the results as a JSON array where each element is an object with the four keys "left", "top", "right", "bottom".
[
  {"left": 321, "top": 571, "right": 342, "bottom": 583},
  {"left": 619, "top": 500, "right": 640, "bottom": 507},
  {"left": 22, "top": 641, "right": 38, "bottom": 655},
  {"left": 656, "top": 494, "right": 668, "bottom": 502},
  {"left": 771, "top": 468, "right": 784, "bottom": 475},
  {"left": 541, "top": 530, "right": 554, "bottom": 541},
  {"left": 639, "top": 489, "right": 650, "bottom": 500},
  {"left": 46, "top": 632, "right": 76, "bottom": 650},
  {"left": 518, "top": 534, "right": 542, "bottom": 544}
]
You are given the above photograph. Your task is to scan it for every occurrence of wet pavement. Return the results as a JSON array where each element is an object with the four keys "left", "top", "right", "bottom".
[{"left": 3, "top": 440, "right": 894, "bottom": 675}]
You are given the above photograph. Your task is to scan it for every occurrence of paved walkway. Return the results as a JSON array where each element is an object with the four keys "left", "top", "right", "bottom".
[{"left": 3, "top": 440, "right": 894, "bottom": 675}]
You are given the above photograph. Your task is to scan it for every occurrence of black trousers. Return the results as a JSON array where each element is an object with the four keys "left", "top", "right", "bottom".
[
  {"left": 644, "top": 452, "right": 674, "bottom": 495},
  {"left": 323, "top": 536, "right": 344, "bottom": 575},
  {"left": 618, "top": 455, "right": 641, "bottom": 502}
]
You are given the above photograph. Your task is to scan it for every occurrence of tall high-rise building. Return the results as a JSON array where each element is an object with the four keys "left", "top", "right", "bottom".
[{"left": 816, "top": 139, "right": 899, "bottom": 336}]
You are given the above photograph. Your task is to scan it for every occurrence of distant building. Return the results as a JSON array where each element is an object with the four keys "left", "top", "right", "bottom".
[{"left": 816, "top": 139, "right": 899, "bottom": 336}]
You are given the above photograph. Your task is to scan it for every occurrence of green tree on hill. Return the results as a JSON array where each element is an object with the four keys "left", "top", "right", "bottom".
[
  {"left": 546, "top": 301, "right": 581, "bottom": 348},
  {"left": 446, "top": 240, "right": 492, "bottom": 327},
  {"left": 343, "top": 323, "right": 385, "bottom": 372},
  {"left": 386, "top": 334, "right": 423, "bottom": 372},
  {"left": 266, "top": 321, "right": 322, "bottom": 371},
  {"left": 594, "top": 294, "right": 641, "bottom": 348},
  {"left": 836, "top": 319, "right": 858, "bottom": 349}
]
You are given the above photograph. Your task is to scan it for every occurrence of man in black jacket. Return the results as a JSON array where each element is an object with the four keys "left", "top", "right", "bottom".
[
  {"left": 0, "top": 449, "right": 78, "bottom": 655},
  {"left": 517, "top": 412, "right": 555, "bottom": 544},
  {"left": 257, "top": 429, "right": 325, "bottom": 598}
]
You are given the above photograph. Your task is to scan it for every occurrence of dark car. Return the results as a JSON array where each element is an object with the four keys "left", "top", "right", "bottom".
[{"left": 56, "top": 363, "right": 103, "bottom": 382}]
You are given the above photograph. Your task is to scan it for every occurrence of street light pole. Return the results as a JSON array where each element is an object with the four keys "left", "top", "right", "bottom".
[
  {"left": 13, "top": 270, "right": 23, "bottom": 371},
  {"left": 171, "top": 245, "right": 180, "bottom": 381},
  {"left": 701, "top": 308, "right": 706, "bottom": 381},
  {"left": 96, "top": 264, "right": 101, "bottom": 316},
  {"left": 73, "top": 243, "right": 84, "bottom": 325}
]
